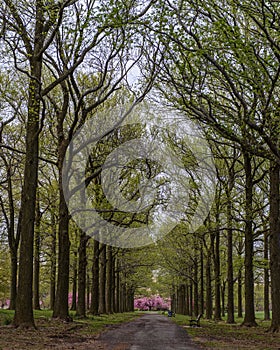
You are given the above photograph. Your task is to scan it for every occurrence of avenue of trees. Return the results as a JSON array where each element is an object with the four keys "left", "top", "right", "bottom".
[{"left": 0, "top": 0, "right": 279, "bottom": 333}]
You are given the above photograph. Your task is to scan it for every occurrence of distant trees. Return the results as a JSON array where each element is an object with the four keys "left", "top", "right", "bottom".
[{"left": 134, "top": 296, "right": 170, "bottom": 311}]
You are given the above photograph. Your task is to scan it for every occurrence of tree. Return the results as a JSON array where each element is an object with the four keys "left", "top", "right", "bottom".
[
  {"left": 0, "top": 142, "right": 21, "bottom": 310},
  {"left": 0, "top": 73, "right": 26, "bottom": 310},
  {"left": 1, "top": 0, "right": 158, "bottom": 326},
  {"left": 149, "top": 0, "right": 280, "bottom": 329},
  {"left": 1, "top": 0, "right": 91, "bottom": 327}
]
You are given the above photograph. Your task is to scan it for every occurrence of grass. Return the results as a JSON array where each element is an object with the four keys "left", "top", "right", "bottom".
[
  {"left": 0, "top": 309, "right": 14, "bottom": 326},
  {"left": 0, "top": 309, "right": 144, "bottom": 349},
  {"left": 0, "top": 308, "right": 143, "bottom": 328},
  {"left": 170, "top": 312, "right": 280, "bottom": 350}
]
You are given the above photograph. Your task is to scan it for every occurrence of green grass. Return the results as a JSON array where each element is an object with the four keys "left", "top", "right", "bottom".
[
  {"left": 0, "top": 309, "right": 14, "bottom": 325},
  {"left": 0, "top": 309, "right": 145, "bottom": 349},
  {"left": 170, "top": 313, "right": 280, "bottom": 350},
  {"left": 74, "top": 311, "right": 145, "bottom": 334},
  {"left": 0, "top": 308, "right": 144, "bottom": 331}
]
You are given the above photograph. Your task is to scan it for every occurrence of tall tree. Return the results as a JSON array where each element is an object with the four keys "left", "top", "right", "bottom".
[
  {"left": 2, "top": 0, "right": 47, "bottom": 327},
  {"left": 0, "top": 74, "right": 24, "bottom": 310}
]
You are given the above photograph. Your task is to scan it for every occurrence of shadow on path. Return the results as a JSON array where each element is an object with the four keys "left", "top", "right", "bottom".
[{"left": 97, "top": 313, "right": 202, "bottom": 350}]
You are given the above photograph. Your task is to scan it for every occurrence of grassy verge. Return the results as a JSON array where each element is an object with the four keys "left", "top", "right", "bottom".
[
  {"left": 0, "top": 309, "right": 144, "bottom": 349},
  {"left": 170, "top": 313, "right": 280, "bottom": 350},
  {"left": 0, "top": 308, "right": 143, "bottom": 328}
]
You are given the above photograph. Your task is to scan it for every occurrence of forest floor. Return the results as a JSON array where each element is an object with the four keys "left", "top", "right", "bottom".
[
  {"left": 0, "top": 310, "right": 142, "bottom": 350},
  {"left": 0, "top": 311, "right": 200, "bottom": 350},
  {"left": 0, "top": 310, "right": 280, "bottom": 349},
  {"left": 173, "top": 313, "right": 280, "bottom": 350}
]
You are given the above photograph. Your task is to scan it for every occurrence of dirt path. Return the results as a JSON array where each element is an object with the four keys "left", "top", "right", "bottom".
[{"left": 96, "top": 313, "right": 202, "bottom": 350}]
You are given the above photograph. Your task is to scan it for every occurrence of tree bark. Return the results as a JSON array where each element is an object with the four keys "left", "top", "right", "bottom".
[
  {"left": 269, "top": 161, "right": 280, "bottom": 332},
  {"left": 115, "top": 258, "right": 120, "bottom": 313},
  {"left": 186, "top": 282, "right": 190, "bottom": 316},
  {"left": 200, "top": 246, "right": 204, "bottom": 315},
  {"left": 112, "top": 257, "right": 116, "bottom": 313},
  {"left": 205, "top": 249, "right": 212, "bottom": 319},
  {"left": 9, "top": 254, "right": 17, "bottom": 310},
  {"left": 49, "top": 212, "right": 56, "bottom": 310},
  {"left": 76, "top": 231, "right": 89, "bottom": 317},
  {"left": 3, "top": 159, "right": 19, "bottom": 310},
  {"left": 226, "top": 198, "right": 234, "bottom": 324},
  {"left": 52, "top": 84, "right": 71, "bottom": 320},
  {"left": 221, "top": 281, "right": 226, "bottom": 317},
  {"left": 70, "top": 250, "right": 78, "bottom": 311},
  {"left": 99, "top": 243, "right": 106, "bottom": 314},
  {"left": 214, "top": 227, "right": 221, "bottom": 320},
  {"left": 237, "top": 269, "right": 243, "bottom": 318},
  {"left": 33, "top": 199, "right": 41, "bottom": 310},
  {"left": 242, "top": 151, "right": 257, "bottom": 327},
  {"left": 90, "top": 240, "right": 100, "bottom": 315},
  {"left": 177, "top": 284, "right": 185, "bottom": 314},
  {"left": 193, "top": 257, "right": 199, "bottom": 316},
  {"left": 189, "top": 278, "right": 193, "bottom": 317},
  {"left": 264, "top": 228, "right": 270, "bottom": 321},
  {"left": 52, "top": 156, "right": 71, "bottom": 320},
  {"left": 87, "top": 271, "right": 90, "bottom": 310},
  {"left": 13, "top": 11, "right": 43, "bottom": 324},
  {"left": 106, "top": 245, "right": 113, "bottom": 314}
]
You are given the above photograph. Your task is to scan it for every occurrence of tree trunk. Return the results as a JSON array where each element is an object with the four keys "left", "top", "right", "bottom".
[
  {"left": 86, "top": 268, "right": 91, "bottom": 311},
  {"left": 76, "top": 231, "right": 88, "bottom": 317},
  {"left": 200, "top": 246, "right": 204, "bottom": 315},
  {"left": 52, "top": 95, "right": 71, "bottom": 320},
  {"left": 242, "top": 152, "right": 257, "bottom": 327},
  {"left": 221, "top": 281, "right": 226, "bottom": 317},
  {"left": 214, "top": 227, "right": 221, "bottom": 320},
  {"left": 205, "top": 250, "right": 212, "bottom": 319},
  {"left": 226, "top": 201, "right": 234, "bottom": 324},
  {"left": 49, "top": 213, "right": 56, "bottom": 310},
  {"left": 171, "top": 290, "right": 176, "bottom": 314},
  {"left": 112, "top": 257, "right": 116, "bottom": 313},
  {"left": 90, "top": 240, "right": 99, "bottom": 315},
  {"left": 127, "top": 288, "right": 134, "bottom": 312},
  {"left": 13, "top": 36, "right": 43, "bottom": 328},
  {"left": 237, "top": 269, "right": 243, "bottom": 318},
  {"left": 9, "top": 253, "right": 17, "bottom": 310},
  {"left": 189, "top": 279, "right": 193, "bottom": 317},
  {"left": 264, "top": 228, "right": 270, "bottom": 321},
  {"left": 106, "top": 245, "right": 113, "bottom": 314},
  {"left": 33, "top": 199, "right": 41, "bottom": 310},
  {"left": 186, "top": 282, "right": 190, "bottom": 316},
  {"left": 177, "top": 284, "right": 185, "bottom": 314},
  {"left": 70, "top": 250, "right": 77, "bottom": 311},
  {"left": 237, "top": 236, "right": 243, "bottom": 319},
  {"left": 269, "top": 161, "right": 280, "bottom": 332},
  {"left": 99, "top": 243, "right": 106, "bottom": 314},
  {"left": 5, "top": 160, "right": 19, "bottom": 310},
  {"left": 194, "top": 257, "right": 199, "bottom": 316},
  {"left": 52, "top": 163, "right": 71, "bottom": 320},
  {"left": 115, "top": 258, "right": 120, "bottom": 313},
  {"left": 122, "top": 283, "right": 127, "bottom": 312}
]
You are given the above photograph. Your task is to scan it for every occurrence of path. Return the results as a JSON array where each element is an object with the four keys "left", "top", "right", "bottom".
[{"left": 97, "top": 313, "right": 202, "bottom": 350}]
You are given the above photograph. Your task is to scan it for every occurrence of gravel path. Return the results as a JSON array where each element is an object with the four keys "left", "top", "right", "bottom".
[{"left": 97, "top": 313, "right": 202, "bottom": 350}]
